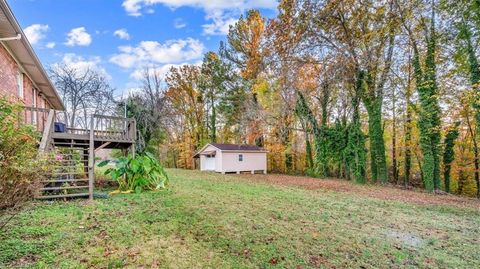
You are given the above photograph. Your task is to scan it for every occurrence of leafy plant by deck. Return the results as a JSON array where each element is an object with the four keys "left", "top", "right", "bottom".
[{"left": 98, "top": 153, "right": 168, "bottom": 193}]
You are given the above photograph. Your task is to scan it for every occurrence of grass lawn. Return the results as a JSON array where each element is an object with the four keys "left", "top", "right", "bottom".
[{"left": 1, "top": 169, "right": 479, "bottom": 268}]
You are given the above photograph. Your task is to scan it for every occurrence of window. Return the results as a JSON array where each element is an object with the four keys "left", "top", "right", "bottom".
[
  {"left": 16, "top": 71, "right": 24, "bottom": 99},
  {"left": 239, "top": 154, "right": 243, "bottom": 162}
]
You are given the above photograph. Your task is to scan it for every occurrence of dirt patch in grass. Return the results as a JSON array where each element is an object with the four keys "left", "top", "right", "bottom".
[
  {"left": 9, "top": 254, "right": 38, "bottom": 267},
  {"left": 237, "top": 174, "right": 480, "bottom": 209}
]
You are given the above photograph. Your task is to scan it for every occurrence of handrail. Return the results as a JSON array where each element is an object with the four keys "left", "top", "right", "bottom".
[
  {"left": 21, "top": 106, "right": 137, "bottom": 142},
  {"left": 92, "top": 114, "right": 136, "bottom": 141},
  {"left": 92, "top": 114, "right": 128, "bottom": 121}
]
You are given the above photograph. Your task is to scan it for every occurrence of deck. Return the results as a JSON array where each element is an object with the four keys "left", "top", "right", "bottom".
[
  {"left": 22, "top": 107, "right": 136, "bottom": 150},
  {"left": 21, "top": 106, "right": 137, "bottom": 200}
]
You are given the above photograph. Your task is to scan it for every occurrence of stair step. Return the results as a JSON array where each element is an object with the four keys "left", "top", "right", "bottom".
[
  {"left": 40, "top": 185, "right": 88, "bottom": 191},
  {"left": 54, "top": 148, "right": 88, "bottom": 150},
  {"left": 36, "top": 193, "right": 90, "bottom": 199},
  {"left": 41, "top": 179, "right": 89, "bottom": 183},
  {"left": 50, "top": 172, "right": 87, "bottom": 176},
  {"left": 53, "top": 145, "right": 89, "bottom": 147},
  {"left": 54, "top": 153, "right": 89, "bottom": 156},
  {"left": 54, "top": 142, "right": 90, "bottom": 146},
  {"left": 53, "top": 160, "right": 86, "bottom": 163},
  {"left": 53, "top": 166, "right": 83, "bottom": 169}
]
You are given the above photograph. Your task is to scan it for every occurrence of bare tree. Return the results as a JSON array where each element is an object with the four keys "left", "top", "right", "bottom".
[
  {"left": 49, "top": 65, "right": 115, "bottom": 128},
  {"left": 125, "top": 68, "right": 168, "bottom": 153}
]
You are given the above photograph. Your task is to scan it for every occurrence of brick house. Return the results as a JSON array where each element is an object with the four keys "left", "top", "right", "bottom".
[{"left": 0, "top": 0, "right": 64, "bottom": 121}]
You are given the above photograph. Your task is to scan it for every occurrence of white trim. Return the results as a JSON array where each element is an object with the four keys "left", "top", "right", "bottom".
[
  {"left": 16, "top": 69, "right": 23, "bottom": 99},
  {"left": 195, "top": 143, "right": 221, "bottom": 155},
  {"left": 219, "top": 150, "right": 268, "bottom": 153},
  {"left": 32, "top": 88, "right": 37, "bottom": 124}
]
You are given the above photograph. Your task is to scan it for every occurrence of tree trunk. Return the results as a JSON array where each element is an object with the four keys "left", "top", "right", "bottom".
[
  {"left": 462, "top": 21, "right": 480, "bottom": 197},
  {"left": 411, "top": 14, "right": 441, "bottom": 192},
  {"left": 466, "top": 111, "right": 480, "bottom": 197},
  {"left": 210, "top": 95, "right": 216, "bottom": 143},
  {"left": 295, "top": 91, "right": 327, "bottom": 177},
  {"left": 345, "top": 70, "right": 367, "bottom": 184},
  {"left": 404, "top": 56, "right": 413, "bottom": 188},
  {"left": 392, "top": 89, "right": 398, "bottom": 184},
  {"left": 366, "top": 101, "right": 388, "bottom": 183},
  {"left": 305, "top": 133, "right": 313, "bottom": 170},
  {"left": 442, "top": 124, "right": 459, "bottom": 193}
]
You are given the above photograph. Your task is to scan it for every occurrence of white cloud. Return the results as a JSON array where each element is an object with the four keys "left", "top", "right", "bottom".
[
  {"left": 174, "top": 18, "right": 187, "bottom": 29},
  {"left": 45, "top": 42, "right": 56, "bottom": 49},
  {"left": 64, "top": 27, "right": 92, "bottom": 47},
  {"left": 110, "top": 38, "right": 204, "bottom": 69},
  {"left": 129, "top": 61, "right": 201, "bottom": 81},
  {"left": 130, "top": 63, "right": 180, "bottom": 80},
  {"left": 23, "top": 24, "right": 49, "bottom": 45},
  {"left": 54, "top": 53, "right": 110, "bottom": 79},
  {"left": 113, "top": 28, "right": 131, "bottom": 40},
  {"left": 122, "top": 0, "right": 276, "bottom": 16},
  {"left": 122, "top": 0, "right": 273, "bottom": 36},
  {"left": 202, "top": 11, "right": 237, "bottom": 35}
]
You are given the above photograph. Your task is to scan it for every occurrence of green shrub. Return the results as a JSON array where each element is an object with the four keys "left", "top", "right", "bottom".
[
  {"left": 0, "top": 97, "right": 47, "bottom": 211},
  {"left": 98, "top": 152, "right": 168, "bottom": 193}
]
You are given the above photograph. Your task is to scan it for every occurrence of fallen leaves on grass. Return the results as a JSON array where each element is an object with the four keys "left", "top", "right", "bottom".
[{"left": 237, "top": 174, "right": 480, "bottom": 209}]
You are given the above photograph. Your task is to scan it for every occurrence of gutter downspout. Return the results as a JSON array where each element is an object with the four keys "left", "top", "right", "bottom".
[{"left": 0, "top": 33, "right": 21, "bottom": 41}]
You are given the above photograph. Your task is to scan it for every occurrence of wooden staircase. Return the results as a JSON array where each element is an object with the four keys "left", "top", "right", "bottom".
[
  {"left": 37, "top": 140, "right": 93, "bottom": 199},
  {"left": 22, "top": 107, "right": 136, "bottom": 200}
]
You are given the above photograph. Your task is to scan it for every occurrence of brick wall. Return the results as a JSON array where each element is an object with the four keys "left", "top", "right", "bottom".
[
  {"left": 0, "top": 43, "right": 52, "bottom": 129},
  {"left": 0, "top": 44, "right": 17, "bottom": 99},
  {"left": 0, "top": 44, "right": 52, "bottom": 106}
]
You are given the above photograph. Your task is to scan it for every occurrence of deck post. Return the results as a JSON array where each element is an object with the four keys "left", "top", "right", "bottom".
[
  {"left": 38, "top": 109, "right": 54, "bottom": 153},
  {"left": 130, "top": 143, "right": 136, "bottom": 158},
  {"left": 88, "top": 116, "right": 95, "bottom": 200}
]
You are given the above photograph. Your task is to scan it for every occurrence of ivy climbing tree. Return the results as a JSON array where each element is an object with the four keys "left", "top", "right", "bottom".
[
  {"left": 344, "top": 71, "right": 367, "bottom": 183},
  {"left": 411, "top": 6, "right": 442, "bottom": 192},
  {"left": 443, "top": 123, "right": 460, "bottom": 193},
  {"left": 295, "top": 91, "right": 328, "bottom": 177}
]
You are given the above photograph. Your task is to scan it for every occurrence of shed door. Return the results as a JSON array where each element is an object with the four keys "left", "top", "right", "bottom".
[{"left": 204, "top": 156, "right": 216, "bottom": 171}]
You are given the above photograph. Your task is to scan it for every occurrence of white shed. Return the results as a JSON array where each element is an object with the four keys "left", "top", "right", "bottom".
[{"left": 194, "top": 143, "right": 267, "bottom": 174}]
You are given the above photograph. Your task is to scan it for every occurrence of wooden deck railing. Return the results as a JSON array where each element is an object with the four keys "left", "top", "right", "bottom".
[
  {"left": 92, "top": 114, "right": 137, "bottom": 141},
  {"left": 21, "top": 107, "right": 136, "bottom": 142},
  {"left": 21, "top": 106, "right": 51, "bottom": 132}
]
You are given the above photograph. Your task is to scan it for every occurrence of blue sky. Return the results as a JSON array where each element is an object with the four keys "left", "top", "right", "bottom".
[{"left": 9, "top": 0, "right": 277, "bottom": 96}]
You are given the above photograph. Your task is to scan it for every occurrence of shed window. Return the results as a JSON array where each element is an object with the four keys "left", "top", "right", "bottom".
[
  {"left": 239, "top": 154, "right": 243, "bottom": 162},
  {"left": 17, "top": 71, "right": 24, "bottom": 99}
]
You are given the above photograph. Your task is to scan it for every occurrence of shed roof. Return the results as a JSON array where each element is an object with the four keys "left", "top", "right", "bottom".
[
  {"left": 210, "top": 143, "right": 265, "bottom": 151},
  {"left": 193, "top": 143, "right": 267, "bottom": 158}
]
